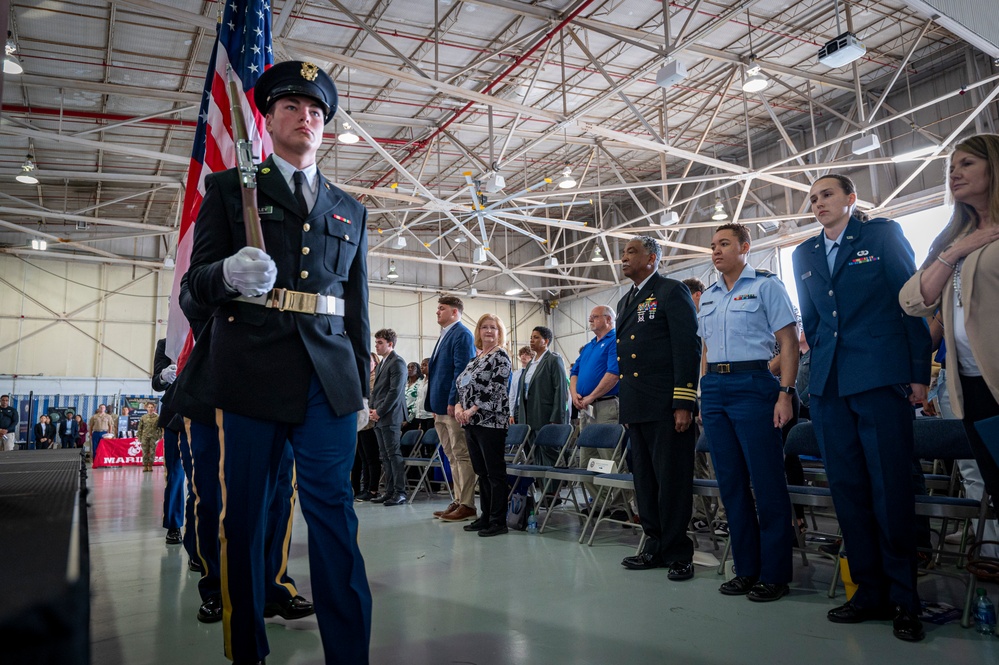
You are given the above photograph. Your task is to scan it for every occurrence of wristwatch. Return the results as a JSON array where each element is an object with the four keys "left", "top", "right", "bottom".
[{"left": 779, "top": 386, "right": 797, "bottom": 395}]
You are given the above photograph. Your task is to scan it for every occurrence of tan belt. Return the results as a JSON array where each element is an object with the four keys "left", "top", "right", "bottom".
[{"left": 236, "top": 288, "right": 344, "bottom": 316}]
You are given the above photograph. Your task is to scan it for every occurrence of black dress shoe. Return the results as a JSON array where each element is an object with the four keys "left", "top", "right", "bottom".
[
  {"left": 197, "top": 595, "right": 222, "bottom": 623},
  {"left": 827, "top": 601, "right": 895, "bottom": 624},
  {"left": 370, "top": 494, "right": 388, "bottom": 504},
  {"left": 667, "top": 561, "right": 695, "bottom": 581},
  {"left": 892, "top": 606, "right": 925, "bottom": 642},
  {"left": 264, "top": 595, "right": 315, "bottom": 620},
  {"left": 478, "top": 523, "right": 509, "bottom": 537},
  {"left": 719, "top": 575, "right": 758, "bottom": 596},
  {"left": 188, "top": 558, "right": 204, "bottom": 573},
  {"left": 621, "top": 552, "right": 665, "bottom": 570},
  {"left": 383, "top": 494, "right": 407, "bottom": 506},
  {"left": 165, "top": 528, "right": 182, "bottom": 545},
  {"left": 463, "top": 518, "right": 488, "bottom": 532},
  {"left": 747, "top": 582, "right": 789, "bottom": 602},
  {"left": 354, "top": 491, "right": 373, "bottom": 502}
]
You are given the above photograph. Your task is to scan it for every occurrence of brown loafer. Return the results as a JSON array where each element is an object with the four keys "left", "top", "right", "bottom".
[
  {"left": 433, "top": 502, "right": 459, "bottom": 519},
  {"left": 440, "top": 505, "right": 477, "bottom": 522}
]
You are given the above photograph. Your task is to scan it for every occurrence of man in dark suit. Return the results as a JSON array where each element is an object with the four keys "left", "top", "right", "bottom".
[
  {"left": 369, "top": 328, "right": 408, "bottom": 506},
  {"left": 184, "top": 61, "right": 370, "bottom": 665},
  {"left": 424, "top": 295, "right": 477, "bottom": 522},
  {"left": 58, "top": 413, "right": 79, "bottom": 449},
  {"left": 616, "top": 237, "right": 700, "bottom": 580},
  {"left": 793, "top": 175, "right": 931, "bottom": 642},
  {"left": 516, "top": 325, "right": 569, "bottom": 469}
]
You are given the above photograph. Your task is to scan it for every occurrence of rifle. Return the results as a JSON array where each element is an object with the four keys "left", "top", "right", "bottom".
[{"left": 227, "top": 65, "right": 266, "bottom": 252}]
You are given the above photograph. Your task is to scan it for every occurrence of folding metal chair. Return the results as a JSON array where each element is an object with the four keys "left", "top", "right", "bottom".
[
  {"left": 539, "top": 424, "right": 626, "bottom": 534},
  {"left": 504, "top": 423, "right": 531, "bottom": 464},
  {"left": 404, "top": 428, "right": 452, "bottom": 503},
  {"left": 505, "top": 424, "right": 573, "bottom": 502}
]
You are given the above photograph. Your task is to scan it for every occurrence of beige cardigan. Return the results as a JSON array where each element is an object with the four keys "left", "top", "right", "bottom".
[{"left": 899, "top": 239, "right": 999, "bottom": 418}]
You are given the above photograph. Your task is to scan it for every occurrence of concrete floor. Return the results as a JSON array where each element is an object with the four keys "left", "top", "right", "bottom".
[{"left": 88, "top": 465, "right": 998, "bottom": 664}]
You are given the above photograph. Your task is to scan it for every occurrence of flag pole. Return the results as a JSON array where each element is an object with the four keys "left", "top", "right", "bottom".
[{"left": 227, "top": 64, "right": 266, "bottom": 252}]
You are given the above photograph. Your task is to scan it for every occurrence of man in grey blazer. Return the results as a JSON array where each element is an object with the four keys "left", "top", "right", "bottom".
[{"left": 370, "top": 328, "right": 408, "bottom": 506}]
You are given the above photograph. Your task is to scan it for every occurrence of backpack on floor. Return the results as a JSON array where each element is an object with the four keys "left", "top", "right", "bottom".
[{"left": 507, "top": 492, "right": 535, "bottom": 531}]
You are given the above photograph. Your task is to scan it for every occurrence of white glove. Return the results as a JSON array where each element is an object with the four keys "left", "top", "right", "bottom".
[
  {"left": 356, "top": 398, "right": 370, "bottom": 432},
  {"left": 159, "top": 364, "right": 177, "bottom": 384},
  {"left": 222, "top": 247, "right": 277, "bottom": 297}
]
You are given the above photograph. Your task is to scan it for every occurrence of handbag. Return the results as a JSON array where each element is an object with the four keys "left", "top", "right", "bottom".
[{"left": 507, "top": 491, "right": 535, "bottom": 531}]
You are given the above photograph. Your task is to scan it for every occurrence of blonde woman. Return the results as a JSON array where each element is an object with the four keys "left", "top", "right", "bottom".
[
  {"left": 454, "top": 314, "right": 512, "bottom": 537},
  {"left": 900, "top": 133, "right": 999, "bottom": 501}
]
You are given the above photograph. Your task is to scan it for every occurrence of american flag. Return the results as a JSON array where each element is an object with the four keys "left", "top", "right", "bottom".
[{"left": 166, "top": 0, "right": 273, "bottom": 364}]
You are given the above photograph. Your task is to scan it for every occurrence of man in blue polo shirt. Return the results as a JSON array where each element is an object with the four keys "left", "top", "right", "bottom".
[{"left": 570, "top": 305, "right": 621, "bottom": 502}]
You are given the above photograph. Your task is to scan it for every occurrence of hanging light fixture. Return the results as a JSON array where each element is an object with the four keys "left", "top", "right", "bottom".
[
  {"left": 387, "top": 260, "right": 399, "bottom": 280},
  {"left": 741, "top": 12, "right": 767, "bottom": 93},
  {"left": 557, "top": 163, "right": 576, "bottom": 189},
  {"left": 504, "top": 287, "right": 523, "bottom": 296},
  {"left": 31, "top": 238, "right": 47, "bottom": 251},
  {"left": 16, "top": 155, "right": 38, "bottom": 184},
  {"left": 711, "top": 197, "right": 729, "bottom": 221},
  {"left": 392, "top": 235, "right": 407, "bottom": 249},
  {"left": 338, "top": 68, "right": 359, "bottom": 144},
  {"left": 742, "top": 61, "right": 768, "bottom": 93},
  {"left": 4, "top": 34, "right": 23, "bottom": 75},
  {"left": 338, "top": 117, "right": 359, "bottom": 144},
  {"left": 591, "top": 245, "right": 604, "bottom": 262}
]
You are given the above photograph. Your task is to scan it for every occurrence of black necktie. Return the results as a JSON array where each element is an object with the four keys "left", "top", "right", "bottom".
[
  {"left": 293, "top": 171, "right": 309, "bottom": 217},
  {"left": 627, "top": 285, "right": 639, "bottom": 307}
]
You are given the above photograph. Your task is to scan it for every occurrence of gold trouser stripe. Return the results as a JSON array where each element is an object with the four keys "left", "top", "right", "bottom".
[
  {"left": 217, "top": 409, "right": 234, "bottom": 660},
  {"left": 274, "top": 460, "right": 299, "bottom": 598},
  {"left": 185, "top": 417, "right": 209, "bottom": 575}
]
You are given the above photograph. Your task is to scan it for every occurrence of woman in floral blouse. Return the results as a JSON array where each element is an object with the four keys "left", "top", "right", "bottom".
[{"left": 454, "top": 313, "right": 512, "bottom": 537}]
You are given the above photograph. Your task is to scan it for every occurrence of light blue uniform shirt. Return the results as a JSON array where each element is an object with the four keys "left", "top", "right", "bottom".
[{"left": 697, "top": 263, "right": 797, "bottom": 363}]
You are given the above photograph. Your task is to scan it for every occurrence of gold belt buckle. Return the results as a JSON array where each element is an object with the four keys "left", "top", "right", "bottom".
[
  {"left": 716, "top": 363, "right": 731, "bottom": 374},
  {"left": 282, "top": 291, "right": 317, "bottom": 314}
]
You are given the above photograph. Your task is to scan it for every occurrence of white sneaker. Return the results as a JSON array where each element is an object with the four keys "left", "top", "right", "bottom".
[{"left": 944, "top": 529, "right": 971, "bottom": 545}]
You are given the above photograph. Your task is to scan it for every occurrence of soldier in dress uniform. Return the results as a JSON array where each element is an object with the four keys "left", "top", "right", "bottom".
[
  {"left": 792, "top": 174, "right": 930, "bottom": 642},
  {"left": 616, "top": 237, "right": 700, "bottom": 580},
  {"left": 697, "top": 223, "right": 799, "bottom": 602},
  {"left": 184, "top": 60, "right": 371, "bottom": 665}
]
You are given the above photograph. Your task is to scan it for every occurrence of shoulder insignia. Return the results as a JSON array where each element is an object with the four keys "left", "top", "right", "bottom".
[
  {"left": 260, "top": 167, "right": 271, "bottom": 174},
  {"left": 754, "top": 269, "right": 776, "bottom": 278}
]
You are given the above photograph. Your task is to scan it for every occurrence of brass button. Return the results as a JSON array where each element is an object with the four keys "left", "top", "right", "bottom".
[
  {"left": 633, "top": 372, "right": 638, "bottom": 377},
  {"left": 833, "top": 331, "right": 838, "bottom": 338},
  {"left": 227, "top": 316, "right": 235, "bottom": 323},
  {"left": 616, "top": 339, "right": 620, "bottom": 344},
  {"left": 300, "top": 270, "right": 309, "bottom": 279},
  {"left": 303, "top": 223, "right": 311, "bottom": 232},
  {"left": 617, "top": 356, "right": 621, "bottom": 361},
  {"left": 344, "top": 234, "right": 350, "bottom": 241},
  {"left": 630, "top": 335, "right": 635, "bottom": 340},
  {"left": 832, "top": 311, "right": 837, "bottom": 318},
  {"left": 619, "top": 374, "right": 624, "bottom": 379},
  {"left": 302, "top": 247, "right": 310, "bottom": 255},
  {"left": 631, "top": 354, "right": 636, "bottom": 359},
  {"left": 828, "top": 290, "right": 834, "bottom": 297}
]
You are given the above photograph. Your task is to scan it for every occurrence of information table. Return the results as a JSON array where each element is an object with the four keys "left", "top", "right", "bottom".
[{"left": 92, "top": 437, "right": 164, "bottom": 468}]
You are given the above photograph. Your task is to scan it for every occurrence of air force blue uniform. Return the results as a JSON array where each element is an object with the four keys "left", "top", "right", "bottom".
[
  {"left": 698, "top": 264, "right": 797, "bottom": 585},
  {"left": 792, "top": 216, "right": 931, "bottom": 612}
]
